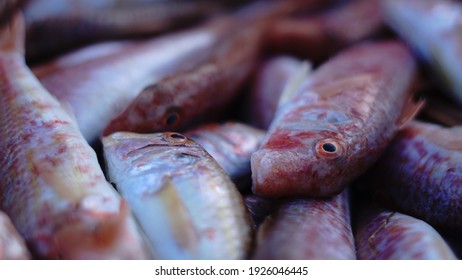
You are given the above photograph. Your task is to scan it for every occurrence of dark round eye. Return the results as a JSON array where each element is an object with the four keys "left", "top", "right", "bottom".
[
  {"left": 322, "top": 142, "right": 337, "bottom": 153},
  {"left": 165, "top": 112, "right": 179, "bottom": 125},
  {"left": 168, "top": 133, "right": 185, "bottom": 140},
  {"left": 315, "top": 139, "right": 343, "bottom": 159}
]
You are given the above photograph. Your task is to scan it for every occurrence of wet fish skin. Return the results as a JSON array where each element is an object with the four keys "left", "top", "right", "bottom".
[
  {"left": 265, "top": 0, "right": 384, "bottom": 62},
  {"left": 248, "top": 56, "right": 305, "bottom": 130},
  {"left": 35, "top": 22, "right": 225, "bottom": 143},
  {"left": 103, "top": 23, "right": 264, "bottom": 136},
  {"left": 251, "top": 40, "right": 421, "bottom": 198},
  {"left": 0, "top": 15, "right": 149, "bottom": 259},
  {"left": 382, "top": 0, "right": 462, "bottom": 106},
  {"left": 0, "top": 211, "right": 30, "bottom": 259},
  {"left": 357, "top": 121, "right": 462, "bottom": 231},
  {"left": 185, "top": 122, "right": 265, "bottom": 191},
  {"left": 354, "top": 206, "right": 456, "bottom": 260},
  {"left": 253, "top": 188, "right": 355, "bottom": 259},
  {"left": 103, "top": 132, "right": 253, "bottom": 260}
]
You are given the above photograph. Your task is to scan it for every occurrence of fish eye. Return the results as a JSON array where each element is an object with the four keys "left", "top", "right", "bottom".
[
  {"left": 164, "top": 107, "right": 181, "bottom": 126},
  {"left": 166, "top": 132, "right": 186, "bottom": 142},
  {"left": 315, "top": 139, "right": 343, "bottom": 159}
]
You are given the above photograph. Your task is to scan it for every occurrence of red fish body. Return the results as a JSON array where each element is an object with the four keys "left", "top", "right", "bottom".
[
  {"left": 357, "top": 121, "right": 462, "bottom": 231},
  {"left": 251, "top": 40, "right": 421, "bottom": 197},
  {"left": 355, "top": 206, "right": 456, "bottom": 260},
  {"left": 0, "top": 15, "right": 149, "bottom": 259},
  {"left": 253, "top": 189, "right": 355, "bottom": 259}
]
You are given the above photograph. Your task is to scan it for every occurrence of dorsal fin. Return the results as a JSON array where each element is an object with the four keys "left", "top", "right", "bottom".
[
  {"left": 0, "top": 12, "right": 25, "bottom": 54},
  {"left": 276, "top": 61, "right": 312, "bottom": 108}
]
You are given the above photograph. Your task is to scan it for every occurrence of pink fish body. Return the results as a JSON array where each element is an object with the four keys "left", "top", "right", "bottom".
[
  {"left": 251, "top": 40, "right": 420, "bottom": 197},
  {"left": 253, "top": 189, "right": 355, "bottom": 259},
  {"left": 0, "top": 15, "right": 149, "bottom": 259},
  {"left": 355, "top": 207, "right": 456, "bottom": 260}
]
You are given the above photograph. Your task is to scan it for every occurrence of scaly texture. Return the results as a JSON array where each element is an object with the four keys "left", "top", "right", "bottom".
[
  {"left": 185, "top": 122, "right": 265, "bottom": 190},
  {"left": 357, "top": 121, "right": 462, "bottom": 231},
  {"left": 0, "top": 16, "right": 148, "bottom": 259},
  {"left": 251, "top": 40, "right": 420, "bottom": 197},
  {"left": 253, "top": 189, "right": 355, "bottom": 259},
  {"left": 103, "top": 132, "right": 252, "bottom": 259},
  {"left": 355, "top": 207, "right": 456, "bottom": 260}
]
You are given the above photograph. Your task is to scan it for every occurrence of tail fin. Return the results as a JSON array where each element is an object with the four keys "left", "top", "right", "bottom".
[{"left": 0, "top": 12, "right": 25, "bottom": 54}]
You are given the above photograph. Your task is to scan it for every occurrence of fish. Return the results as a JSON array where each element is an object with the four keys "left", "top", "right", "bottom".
[
  {"left": 103, "top": 22, "right": 264, "bottom": 137},
  {"left": 184, "top": 122, "right": 265, "bottom": 191},
  {"left": 382, "top": 0, "right": 462, "bottom": 106},
  {"left": 24, "top": 1, "right": 229, "bottom": 62},
  {"left": 34, "top": 18, "right": 226, "bottom": 143},
  {"left": 356, "top": 120, "right": 462, "bottom": 231},
  {"left": 251, "top": 40, "right": 423, "bottom": 198},
  {"left": 0, "top": 14, "right": 149, "bottom": 259},
  {"left": 252, "top": 188, "right": 355, "bottom": 259},
  {"left": 265, "top": 0, "right": 384, "bottom": 62},
  {"left": 0, "top": 211, "right": 30, "bottom": 259},
  {"left": 247, "top": 55, "right": 307, "bottom": 129},
  {"left": 102, "top": 131, "right": 253, "bottom": 259},
  {"left": 354, "top": 204, "right": 456, "bottom": 260},
  {"left": 102, "top": 0, "right": 331, "bottom": 137},
  {"left": 243, "top": 194, "right": 278, "bottom": 230}
]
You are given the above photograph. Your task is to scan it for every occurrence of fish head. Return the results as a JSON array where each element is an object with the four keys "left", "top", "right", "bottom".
[{"left": 251, "top": 128, "right": 350, "bottom": 198}]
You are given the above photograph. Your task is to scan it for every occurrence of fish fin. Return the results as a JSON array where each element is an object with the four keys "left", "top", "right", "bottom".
[
  {"left": 157, "top": 177, "right": 199, "bottom": 255},
  {"left": 396, "top": 93, "right": 425, "bottom": 129},
  {"left": 276, "top": 61, "right": 312, "bottom": 108},
  {"left": 0, "top": 12, "right": 25, "bottom": 54},
  {"left": 59, "top": 100, "right": 80, "bottom": 125}
]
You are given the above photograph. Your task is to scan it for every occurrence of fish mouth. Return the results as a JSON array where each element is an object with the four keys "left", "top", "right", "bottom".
[{"left": 251, "top": 149, "right": 344, "bottom": 197}]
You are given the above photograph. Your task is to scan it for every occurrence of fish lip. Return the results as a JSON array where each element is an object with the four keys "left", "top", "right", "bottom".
[{"left": 251, "top": 149, "right": 345, "bottom": 197}]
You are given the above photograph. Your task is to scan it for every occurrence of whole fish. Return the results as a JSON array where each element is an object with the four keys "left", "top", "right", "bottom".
[
  {"left": 357, "top": 121, "right": 462, "bottom": 231},
  {"left": 0, "top": 211, "right": 30, "bottom": 259},
  {"left": 252, "top": 189, "right": 355, "bottom": 259},
  {"left": 0, "top": 14, "right": 149, "bottom": 259},
  {"left": 184, "top": 122, "right": 265, "bottom": 191},
  {"left": 382, "top": 0, "right": 462, "bottom": 106},
  {"left": 248, "top": 56, "right": 306, "bottom": 130},
  {"left": 25, "top": 1, "right": 228, "bottom": 62},
  {"left": 265, "top": 0, "right": 384, "bottom": 62},
  {"left": 102, "top": 0, "right": 330, "bottom": 137},
  {"left": 251, "top": 40, "right": 422, "bottom": 198},
  {"left": 354, "top": 205, "right": 456, "bottom": 260},
  {"left": 103, "top": 132, "right": 253, "bottom": 259}
]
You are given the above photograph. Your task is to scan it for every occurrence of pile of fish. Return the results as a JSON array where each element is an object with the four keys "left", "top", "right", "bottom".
[{"left": 0, "top": 0, "right": 460, "bottom": 260}]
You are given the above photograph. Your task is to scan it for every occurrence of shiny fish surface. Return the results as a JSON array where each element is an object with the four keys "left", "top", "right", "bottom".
[
  {"left": 0, "top": 211, "right": 30, "bottom": 259},
  {"left": 251, "top": 40, "right": 421, "bottom": 197},
  {"left": 357, "top": 121, "right": 462, "bottom": 231},
  {"left": 185, "top": 122, "right": 265, "bottom": 189},
  {"left": 0, "top": 15, "right": 149, "bottom": 259},
  {"left": 248, "top": 56, "right": 305, "bottom": 130},
  {"left": 103, "top": 132, "right": 252, "bottom": 259},
  {"left": 382, "top": 0, "right": 462, "bottom": 106},
  {"left": 253, "top": 189, "right": 355, "bottom": 259},
  {"left": 355, "top": 207, "right": 456, "bottom": 260},
  {"left": 35, "top": 22, "right": 224, "bottom": 143}
]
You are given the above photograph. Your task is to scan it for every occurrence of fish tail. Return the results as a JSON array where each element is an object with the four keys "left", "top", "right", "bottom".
[{"left": 0, "top": 12, "right": 25, "bottom": 54}]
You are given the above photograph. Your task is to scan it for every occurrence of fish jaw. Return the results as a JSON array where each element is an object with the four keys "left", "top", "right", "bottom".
[{"left": 251, "top": 148, "right": 347, "bottom": 198}]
